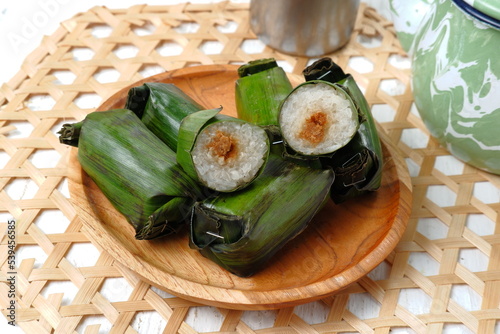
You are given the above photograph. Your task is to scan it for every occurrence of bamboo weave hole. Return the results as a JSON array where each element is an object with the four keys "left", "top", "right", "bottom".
[{"left": 1, "top": 2, "right": 499, "bottom": 333}]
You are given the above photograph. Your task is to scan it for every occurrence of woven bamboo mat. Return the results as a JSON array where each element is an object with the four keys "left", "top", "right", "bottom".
[{"left": 1, "top": 2, "right": 500, "bottom": 333}]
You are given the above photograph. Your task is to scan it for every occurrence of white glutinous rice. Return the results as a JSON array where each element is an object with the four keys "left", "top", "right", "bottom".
[
  {"left": 191, "top": 121, "right": 268, "bottom": 192},
  {"left": 279, "top": 82, "right": 358, "bottom": 155}
]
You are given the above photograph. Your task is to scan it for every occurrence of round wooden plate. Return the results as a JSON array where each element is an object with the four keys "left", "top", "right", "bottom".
[{"left": 68, "top": 65, "right": 412, "bottom": 310}]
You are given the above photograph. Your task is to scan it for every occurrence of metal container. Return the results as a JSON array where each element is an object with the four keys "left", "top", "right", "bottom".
[{"left": 249, "top": 0, "right": 360, "bottom": 57}]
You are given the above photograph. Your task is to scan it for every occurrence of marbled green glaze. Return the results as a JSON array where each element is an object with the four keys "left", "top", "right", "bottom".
[
  {"left": 389, "top": 0, "right": 436, "bottom": 53},
  {"left": 393, "top": 0, "right": 500, "bottom": 174},
  {"left": 412, "top": 0, "right": 500, "bottom": 173}
]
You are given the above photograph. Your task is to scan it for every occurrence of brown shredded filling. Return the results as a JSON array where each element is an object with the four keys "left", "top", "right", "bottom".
[
  {"left": 206, "top": 130, "right": 238, "bottom": 161},
  {"left": 298, "top": 111, "right": 329, "bottom": 145}
]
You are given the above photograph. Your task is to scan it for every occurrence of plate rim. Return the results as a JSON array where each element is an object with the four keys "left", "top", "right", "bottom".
[{"left": 68, "top": 64, "right": 412, "bottom": 310}]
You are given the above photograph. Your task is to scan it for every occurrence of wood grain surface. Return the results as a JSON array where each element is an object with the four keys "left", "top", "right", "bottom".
[{"left": 68, "top": 65, "right": 412, "bottom": 310}]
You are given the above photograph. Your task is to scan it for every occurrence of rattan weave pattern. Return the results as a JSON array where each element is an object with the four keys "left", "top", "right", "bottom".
[{"left": 1, "top": 2, "right": 499, "bottom": 333}]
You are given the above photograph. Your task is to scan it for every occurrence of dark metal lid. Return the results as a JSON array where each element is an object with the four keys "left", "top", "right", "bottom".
[{"left": 452, "top": 0, "right": 500, "bottom": 30}]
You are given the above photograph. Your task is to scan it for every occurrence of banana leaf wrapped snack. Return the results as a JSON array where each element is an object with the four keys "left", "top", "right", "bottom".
[
  {"left": 177, "top": 108, "right": 270, "bottom": 192},
  {"left": 302, "top": 58, "right": 383, "bottom": 203},
  {"left": 58, "top": 109, "right": 203, "bottom": 240},
  {"left": 126, "top": 82, "right": 270, "bottom": 192},
  {"left": 236, "top": 57, "right": 382, "bottom": 203},
  {"left": 190, "top": 145, "right": 334, "bottom": 277}
]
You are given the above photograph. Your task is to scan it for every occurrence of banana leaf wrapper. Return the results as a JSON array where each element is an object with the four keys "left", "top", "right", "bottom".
[
  {"left": 235, "top": 58, "right": 293, "bottom": 126},
  {"left": 177, "top": 108, "right": 270, "bottom": 192},
  {"left": 303, "top": 57, "right": 383, "bottom": 203},
  {"left": 189, "top": 147, "right": 334, "bottom": 277},
  {"left": 59, "top": 109, "right": 203, "bottom": 240},
  {"left": 125, "top": 82, "right": 204, "bottom": 151}
]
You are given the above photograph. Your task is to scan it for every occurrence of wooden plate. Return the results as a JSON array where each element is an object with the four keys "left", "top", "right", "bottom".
[{"left": 68, "top": 65, "right": 412, "bottom": 310}]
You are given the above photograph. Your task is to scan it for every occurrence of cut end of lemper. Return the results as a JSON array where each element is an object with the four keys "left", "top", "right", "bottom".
[
  {"left": 280, "top": 82, "right": 358, "bottom": 156},
  {"left": 191, "top": 121, "right": 269, "bottom": 192}
]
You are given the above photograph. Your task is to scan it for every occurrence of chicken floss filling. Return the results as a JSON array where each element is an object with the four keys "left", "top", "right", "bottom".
[
  {"left": 298, "top": 111, "right": 329, "bottom": 145},
  {"left": 206, "top": 130, "right": 238, "bottom": 162}
]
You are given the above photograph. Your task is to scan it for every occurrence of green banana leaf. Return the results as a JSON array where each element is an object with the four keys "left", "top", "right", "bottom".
[
  {"left": 235, "top": 58, "right": 293, "bottom": 126},
  {"left": 303, "top": 57, "right": 383, "bottom": 203},
  {"left": 189, "top": 144, "right": 334, "bottom": 277},
  {"left": 125, "top": 82, "right": 204, "bottom": 151},
  {"left": 58, "top": 109, "right": 202, "bottom": 240}
]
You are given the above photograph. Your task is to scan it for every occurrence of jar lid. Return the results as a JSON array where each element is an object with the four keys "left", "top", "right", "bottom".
[
  {"left": 465, "top": 0, "right": 500, "bottom": 21},
  {"left": 453, "top": 0, "right": 500, "bottom": 29}
]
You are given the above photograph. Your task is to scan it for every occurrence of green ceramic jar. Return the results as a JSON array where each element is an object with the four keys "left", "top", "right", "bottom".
[{"left": 391, "top": 0, "right": 500, "bottom": 174}]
